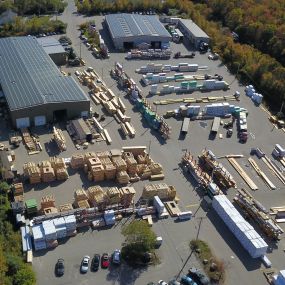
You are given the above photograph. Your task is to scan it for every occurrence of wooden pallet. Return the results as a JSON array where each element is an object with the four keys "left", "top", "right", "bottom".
[
  {"left": 248, "top": 157, "right": 276, "bottom": 190},
  {"left": 228, "top": 158, "right": 258, "bottom": 191}
]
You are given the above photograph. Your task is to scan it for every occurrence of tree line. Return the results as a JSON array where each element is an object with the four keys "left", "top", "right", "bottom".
[
  {"left": 0, "top": 182, "right": 36, "bottom": 285},
  {"left": 76, "top": 0, "right": 285, "bottom": 111}
]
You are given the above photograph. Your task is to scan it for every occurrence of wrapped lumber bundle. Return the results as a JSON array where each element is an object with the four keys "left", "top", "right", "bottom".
[
  {"left": 117, "top": 171, "right": 130, "bottom": 184},
  {"left": 55, "top": 168, "right": 69, "bottom": 180},
  {"left": 23, "top": 162, "right": 41, "bottom": 184},
  {"left": 58, "top": 203, "right": 73, "bottom": 212},
  {"left": 50, "top": 157, "right": 66, "bottom": 169},
  {"left": 74, "top": 189, "right": 88, "bottom": 203},
  {"left": 41, "top": 166, "right": 55, "bottom": 183},
  {"left": 40, "top": 195, "right": 55, "bottom": 210},
  {"left": 70, "top": 154, "right": 85, "bottom": 169},
  {"left": 112, "top": 157, "right": 127, "bottom": 171},
  {"left": 84, "top": 152, "right": 97, "bottom": 163},
  {"left": 142, "top": 184, "right": 158, "bottom": 199},
  {"left": 107, "top": 187, "right": 121, "bottom": 204},
  {"left": 120, "top": 187, "right": 136, "bottom": 207},
  {"left": 104, "top": 164, "right": 117, "bottom": 180}
]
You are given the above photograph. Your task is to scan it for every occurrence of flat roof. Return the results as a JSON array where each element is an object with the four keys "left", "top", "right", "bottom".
[
  {"left": 179, "top": 19, "right": 209, "bottom": 39},
  {"left": 0, "top": 37, "right": 89, "bottom": 111},
  {"left": 37, "top": 37, "right": 66, "bottom": 55},
  {"left": 106, "top": 13, "right": 171, "bottom": 39}
]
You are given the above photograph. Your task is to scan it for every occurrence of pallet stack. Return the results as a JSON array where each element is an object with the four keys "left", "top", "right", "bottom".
[
  {"left": 70, "top": 154, "right": 85, "bottom": 169},
  {"left": 120, "top": 187, "right": 136, "bottom": 207},
  {"left": 52, "top": 127, "right": 66, "bottom": 151},
  {"left": 12, "top": 183, "right": 24, "bottom": 202},
  {"left": 23, "top": 162, "right": 41, "bottom": 184},
  {"left": 87, "top": 186, "right": 109, "bottom": 210},
  {"left": 87, "top": 157, "right": 105, "bottom": 182},
  {"left": 55, "top": 168, "right": 69, "bottom": 180},
  {"left": 112, "top": 157, "right": 127, "bottom": 171},
  {"left": 104, "top": 163, "right": 117, "bottom": 180},
  {"left": 40, "top": 195, "right": 56, "bottom": 211},
  {"left": 74, "top": 189, "right": 89, "bottom": 208},
  {"left": 116, "top": 170, "right": 130, "bottom": 184},
  {"left": 123, "top": 152, "right": 137, "bottom": 175},
  {"left": 84, "top": 152, "right": 97, "bottom": 163},
  {"left": 107, "top": 187, "right": 121, "bottom": 204}
]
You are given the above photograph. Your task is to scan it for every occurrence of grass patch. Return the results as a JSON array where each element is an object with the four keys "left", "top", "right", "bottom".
[{"left": 190, "top": 239, "right": 225, "bottom": 284}]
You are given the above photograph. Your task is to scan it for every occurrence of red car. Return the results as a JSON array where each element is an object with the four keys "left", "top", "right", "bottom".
[{"left": 101, "top": 253, "right": 110, "bottom": 268}]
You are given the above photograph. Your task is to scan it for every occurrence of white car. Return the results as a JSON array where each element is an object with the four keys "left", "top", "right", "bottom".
[
  {"left": 158, "top": 281, "right": 168, "bottom": 285},
  {"left": 80, "top": 255, "right": 90, "bottom": 273}
]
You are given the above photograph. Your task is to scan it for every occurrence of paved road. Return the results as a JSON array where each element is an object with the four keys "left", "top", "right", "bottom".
[{"left": 20, "top": 1, "right": 285, "bottom": 284}]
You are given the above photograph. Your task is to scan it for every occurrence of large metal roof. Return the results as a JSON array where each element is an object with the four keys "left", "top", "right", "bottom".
[
  {"left": 106, "top": 13, "right": 171, "bottom": 39},
  {"left": 0, "top": 37, "right": 89, "bottom": 111},
  {"left": 179, "top": 19, "right": 209, "bottom": 39},
  {"left": 37, "top": 37, "right": 66, "bottom": 55}
]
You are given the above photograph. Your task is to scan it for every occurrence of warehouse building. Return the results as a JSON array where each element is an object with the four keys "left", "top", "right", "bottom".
[
  {"left": 105, "top": 13, "right": 171, "bottom": 50},
  {"left": 178, "top": 19, "right": 210, "bottom": 48},
  {"left": 37, "top": 37, "right": 67, "bottom": 66},
  {"left": 0, "top": 37, "right": 90, "bottom": 129}
]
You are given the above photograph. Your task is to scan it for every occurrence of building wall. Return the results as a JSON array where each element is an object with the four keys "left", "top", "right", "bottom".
[
  {"left": 10, "top": 100, "right": 90, "bottom": 127},
  {"left": 49, "top": 52, "right": 67, "bottom": 66}
]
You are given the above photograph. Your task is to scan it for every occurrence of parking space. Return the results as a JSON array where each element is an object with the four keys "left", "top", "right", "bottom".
[{"left": 4, "top": 2, "right": 285, "bottom": 285}]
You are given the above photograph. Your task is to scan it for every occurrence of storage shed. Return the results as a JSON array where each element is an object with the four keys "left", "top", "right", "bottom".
[
  {"left": 0, "top": 37, "right": 90, "bottom": 128},
  {"left": 105, "top": 13, "right": 171, "bottom": 50},
  {"left": 71, "top": 118, "right": 92, "bottom": 142},
  {"left": 178, "top": 19, "right": 210, "bottom": 48}
]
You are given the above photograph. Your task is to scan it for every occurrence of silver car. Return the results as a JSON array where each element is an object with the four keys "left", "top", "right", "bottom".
[{"left": 80, "top": 255, "right": 90, "bottom": 273}]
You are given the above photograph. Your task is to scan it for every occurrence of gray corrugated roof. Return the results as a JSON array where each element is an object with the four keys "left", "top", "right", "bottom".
[
  {"left": 37, "top": 37, "right": 66, "bottom": 54},
  {"left": 0, "top": 37, "right": 89, "bottom": 111},
  {"left": 179, "top": 19, "right": 209, "bottom": 39},
  {"left": 106, "top": 13, "right": 171, "bottom": 39}
]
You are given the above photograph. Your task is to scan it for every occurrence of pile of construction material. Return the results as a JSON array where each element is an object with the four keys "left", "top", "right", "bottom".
[
  {"left": 21, "top": 128, "right": 42, "bottom": 154},
  {"left": 245, "top": 85, "right": 263, "bottom": 105},
  {"left": 52, "top": 127, "right": 66, "bottom": 151},
  {"left": 104, "top": 210, "right": 115, "bottom": 225},
  {"left": 40, "top": 195, "right": 58, "bottom": 215},
  {"left": 74, "top": 189, "right": 90, "bottom": 208},
  {"left": 126, "top": 49, "right": 172, "bottom": 60},
  {"left": 272, "top": 144, "right": 285, "bottom": 165},
  {"left": 32, "top": 224, "right": 46, "bottom": 251},
  {"left": 12, "top": 182, "right": 24, "bottom": 202},
  {"left": 23, "top": 162, "right": 41, "bottom": 184},
  {"left": 9, "top": 132, "right": 22, "bottom": 147},
  {"left": 87, "top": 186, "right": 109, "bottom": 210},
  {"left": 153, "top": 195, "right": 169, "bottom": 218},
  {"left": 213, "top": 195, "right": 268, "bottom": 258},
  {"left": 70, "top": 154, "right": 85, "bottom": 169},
  {"left": 137, "top": 63, "right": 201, "bottom": 74},
  {"left": 39, "top": 161, "right": 55, "bottom": 183},
  {"left": 234, "top": 188, "right": 283, "bottom": 239},
  {"left": 199, "top": 149, "right": 236, "bottom": 189},
  {"left": 25, "top": 199, "right": 38, "bottom": 216},
  {"left": 142, "top": 183, "right": 176, "bottom": 200},
  {"left": 58, "top": 203, "right": 73, "bottom": 212}
]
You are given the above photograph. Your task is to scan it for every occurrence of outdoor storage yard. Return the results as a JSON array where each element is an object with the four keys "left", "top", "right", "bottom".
[{"left": 4, "top": 2, "right": 285, "bottom": 285}]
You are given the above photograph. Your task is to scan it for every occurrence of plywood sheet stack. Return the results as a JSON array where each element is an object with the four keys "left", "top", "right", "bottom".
[
  {"left": 107, "top": 187, "right": 121, "bottom": 204},
  {"left": 58, "top": 203, "right": 73, "bottom": 212},
  {"left": 12, "top": 183, "right": 24, "bottom": 201},
  {"left": 120, "top": 187, "right": 136, "bottom": 207},
  {"left": 123, "top": 152, "right": 137, "bottom": 175},
  {"left": 40, "top": 195, "right": 55, "bottom": 211},
  {"left": 142, "top": 184, "right": 158, "bottom": 199},
  {"left": 23, "top": 162, "right": 41, "bottom": 184},
  {"left": 70, "top": 154, "right": 85, "bottom": 169},
  {"left": 87, "top": 186, "right": 109, "bottom": 209},
  {"left": 112, "top": 157, "right": 127, "bottom": 171},
  {"left": 116, "top": 170, "right": 130, "bottom": 184},
  {"left": 104, "top": 163, "right": 117, "bottom": 180}
]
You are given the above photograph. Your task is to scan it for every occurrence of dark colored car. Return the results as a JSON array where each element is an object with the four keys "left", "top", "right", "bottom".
[
  {"left": 91, "top": 254, "right": 100, "bottom": 271},
  {"left": 55, "top": 258, "right": 64, "bottom": 276},
  {"left": 101, "top": 253, "right": 110, "bottom": 268},
  {"left": 188, "top": 267, "right": 210, "bottom": 285}
]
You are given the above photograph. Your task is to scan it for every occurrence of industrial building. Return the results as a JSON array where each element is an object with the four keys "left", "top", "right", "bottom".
[
  {"left": 178, "top": 19, "right": 210, "bottom": 48},
  {"left": 105, "top": 13, "right": 171, "bottom": 50},
  {"left": 37, "top": 37, "right": 67, "bottom": 66},
  {"left": 0, "top": 37, "right": 90, "bottom": 129}
]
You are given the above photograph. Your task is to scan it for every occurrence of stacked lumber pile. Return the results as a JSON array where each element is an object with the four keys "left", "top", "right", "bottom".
[
  {"left": 70, "top": 154, "right": 85, "bottom": 169},
  {"left": 23, "top": 162, "right": 41, "bottom": 184},
  {"left": 39, "top": 161, "right": 55, "bottom": 183},
  {"left": 50, "top": 157, "right": 68, "bottom": 180},
  {"left": 55, "top": 168, "right": 69, "bottom": 180},
  {"left": 21, "top": 128, "right": 37, "bottom": 152},
  {"left": 74, "top": 189, "right": 89, "bottom": 208},
  {"left": 84, "top": 152, "right": 97, "bottom": 162},
  {"left": 40, "top": 195, "right": 57, "bottom": 214},
  {"left": 142, "top": 183, "right": 177, "bottom": 200},
  {"left": 87, "top": 186, "right": 109, "bottom": 210},
  {"left": 107, "top": 187, "right": 121, "bottom": 204},
  {"left": 12, "top": 183, "right": 24, "bottom": 202},
  {"left": 120, "top": 187, "right": 136, "bottom": 207},
  {"left": 52, "top": 127, "right": 66, "bottom": 151},
  {"left": 104, "top": 163, "right": 117, "bottom": 180},
  {"left": 116, "top": 170, "right": 130, "bottom": 184},
  {"left": 87, "top": 157, "right": 104, "bottom": 182},
  {"left": 58, "top": 203, "right": 73, "bottom": 212},
  {"left": 112, "top": 156, "right": 127, "bottom": 171},
  {"left": 123, "top": 152, "right": 137, "bottom": 175}
]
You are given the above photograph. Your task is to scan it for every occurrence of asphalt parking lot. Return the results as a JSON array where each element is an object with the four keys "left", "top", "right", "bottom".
[{"left": 5, "top": 1, "right": 285, "bottom": 285}]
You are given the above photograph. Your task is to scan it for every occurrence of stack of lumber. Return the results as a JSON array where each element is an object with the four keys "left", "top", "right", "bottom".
[
  {"left": 76, "top": 200, "right": 90, "bottom": 209},
  {"left": 91, "top": 165, "right": 105, "bottom": 182},
  {"left": 21, "top": 128, "right": 37, "bottom": 151},
  {"left": 50, "top": 157, "right": 66, "bottom": 169},
  {"left": 137, "top": 154, "right": 148, "bottom": 164},
  {"left": 122, "top": 146, "right": 146, "bottom": 157},
  {"left": 104, "top": 163, "right": 117, "bottom": 180},
  {"left": 149, "top": 163, "right": 163, "bottom": 175},
  {"left": 140, "top": 166, "right": 152, "bottom": 180},
  {"left": 43, "top": 207, "right": 58, "bottom": 215},
  {"left": 87, "top": 186, "right": 109, "bottom": 209},
  {"left": 142, "top": 183, "right": 177, "bottom": 200},
  {"left": 58, "top": 203, "right": 73, "bottom": 212},
  {"left": 96, "top": 150, "right": 111, "bottom": 159},
  {"left": 100, "top": 157, "right": 113, "bottom": 166},
  {"left": 55, "top": 168, "right": 69, "bottom": 180},
  {"left": 112, "top": 157, "right": 127, "bottom": 171},
  {"left": 74, "top": 189, "right": 88, "bottom": 203},
  {"left": 123, "top": 152, "right": 137, "bottom": 175},
  {"left": 120, "top": 187, "right": 136, "bottom": 207},
  {"left": 116, "top": 170, "right": 130, "bottom": 184},
  {"left": 40, "top": 195, "right": 55, "bottom": 210},
  {"left": 107, "top": 187, "right": 121, "bottom": 204},
  {"left": 84, "top": 152, "right": 97, "bottom": 163},
  {"left": 142, "top": 184, "right": 157, "bottom": 198},
  {"left": 70, "top": 154, "right": 85, "bottom": 169},
  {"left": 39, "top": 161, "right": 55, "bottom": 183},
  {"left": 23, "top": 162, "right": 41, "bottom": 184},
  {"left": 52, "top": 127, "right": 66, "bottom": 151},
  {"left": 87, "top": 157, "right": 102, "bottom": 168},
  {"left": 12, "top": 183, "right": 24, "bottom": 202}
]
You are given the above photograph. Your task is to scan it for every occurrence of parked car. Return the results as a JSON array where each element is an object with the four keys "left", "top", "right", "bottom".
[
  {"left": 91, "top": 254, "right": 100, "bottom": 271},
  {"left": 181, "top": 275, "right": 197, "bottom": 285},
  {"left": 208, "top": 53, "right": 219, "bottom": 60},
  {"left": 188, "top": 268, "right": 210, "bottom": 285},
  {"left": 80, "top": 255, "right": 90, "bottom": 273},
  {"left": 55, "top": 258, "right": 64, "bottom": 276},
  {"left": 158, "top": 281, "right": 168, "bottom": 285},
  {"left": 101, "top": 253, "right": 110, "bottom": 268},
  {"left": 112, "top": 249, "right": 121, "bottom": 265}
]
